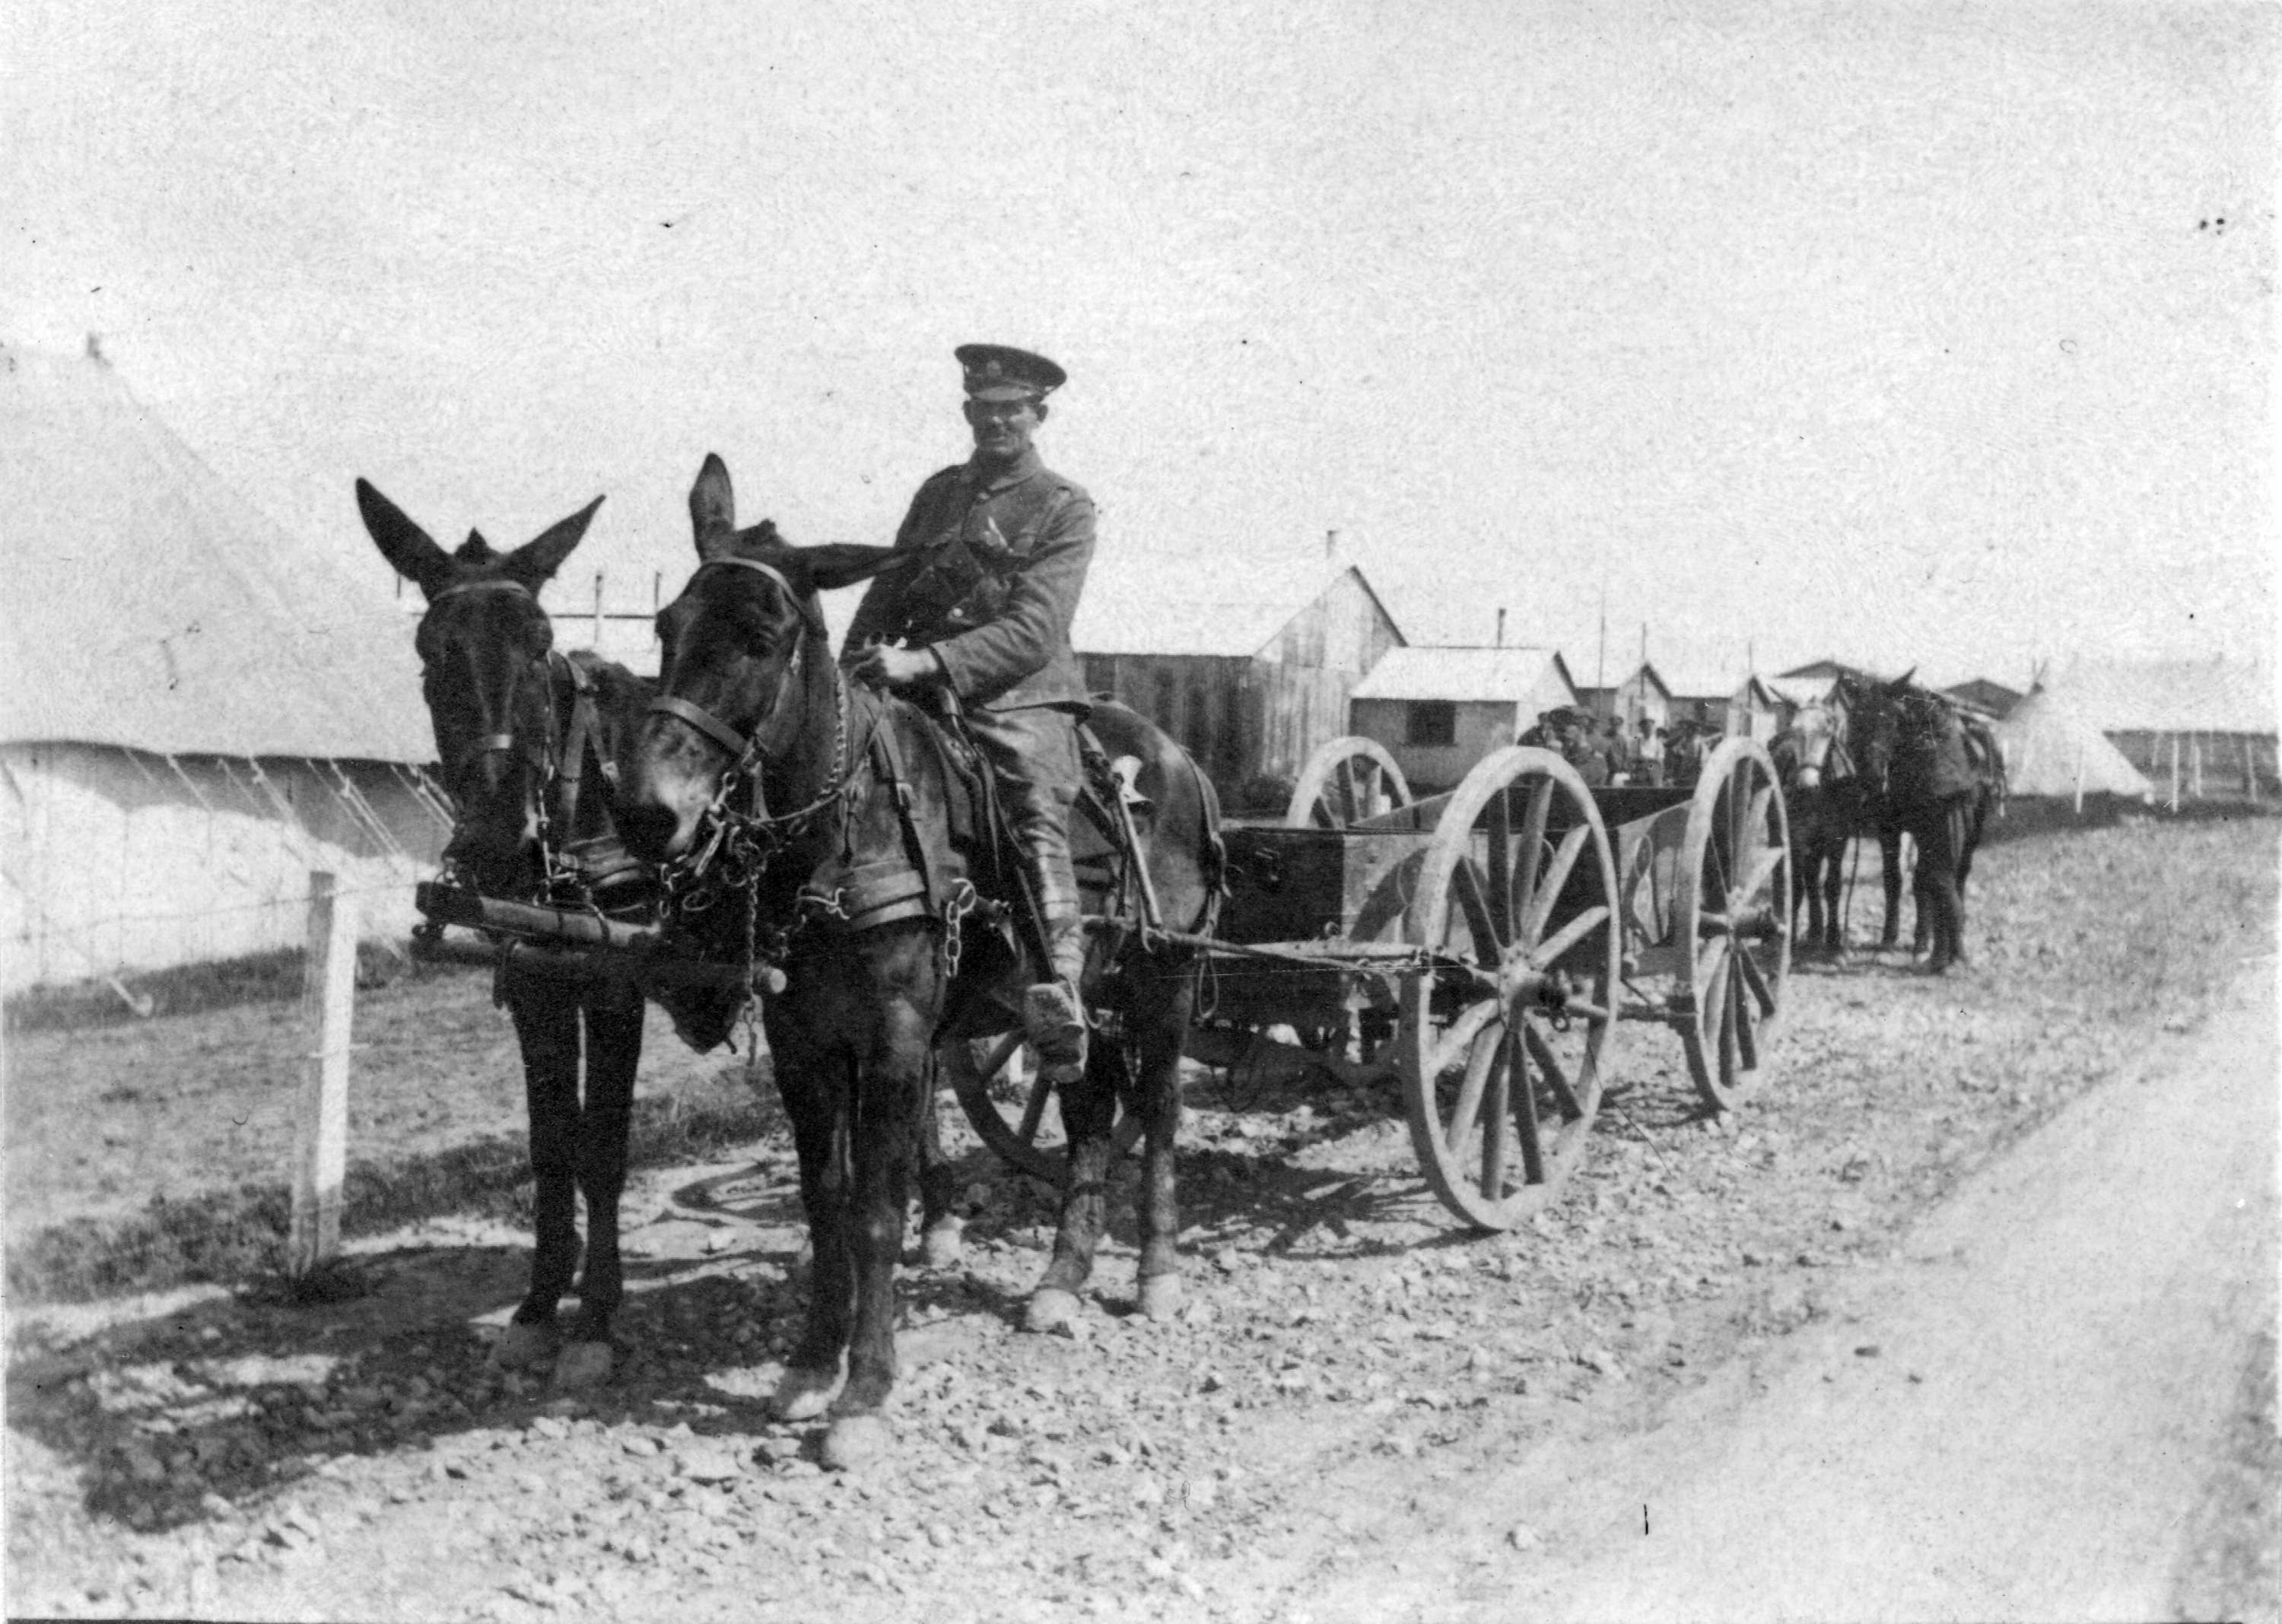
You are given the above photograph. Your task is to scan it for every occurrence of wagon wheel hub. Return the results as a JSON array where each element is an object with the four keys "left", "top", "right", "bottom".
[
  {"left": 1494, "top": 960, "right": 1575, "bottom": 1015},
  {"left": 1696, "top": 901, "right": 1781, "bottom": 941}
]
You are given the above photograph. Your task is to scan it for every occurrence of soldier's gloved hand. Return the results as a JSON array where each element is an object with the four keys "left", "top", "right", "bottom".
[{"left": 847, "top": 643, "right": 943, "bottom": 692}]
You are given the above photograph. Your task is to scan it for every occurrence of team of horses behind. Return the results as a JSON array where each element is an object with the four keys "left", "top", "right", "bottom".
[
  {"left": 1770, "top": 675, "right": 2008, "bottom": 974},
  {"left": 357, "top": 466, "right": 2002, "bottom": 1467}
]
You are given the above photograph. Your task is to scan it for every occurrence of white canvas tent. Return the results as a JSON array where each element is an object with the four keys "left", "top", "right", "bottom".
[
  {"left": 2, "top": 344, "right": 447, "bottom": 994},
  {"left": 1994, "top": 687, "right": 2155, "bottom": 803},
  {"left": 2048, "top": 653, "right": 2276, "bottom": 804}
]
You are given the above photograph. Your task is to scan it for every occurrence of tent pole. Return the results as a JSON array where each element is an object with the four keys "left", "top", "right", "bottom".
[
  {"left": 2074, "top": 742, "right": 2085, "bottom": 815},
  {"left": 2169, "top": 733, "right": 2181, "bottom": 812}
]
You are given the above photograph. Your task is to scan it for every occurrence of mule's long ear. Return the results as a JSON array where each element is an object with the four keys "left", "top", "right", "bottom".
[
  {"left": 504, "top": 495, "right": 605, "bottom": 591},
  {"left": 798, "top": 542, "right": 904, "bottom": 593},
  {"left": 356, "top": 478, "right": 456, "bottom": 599},
  {"left": 1889, "top": 667, "right": 1917, "bottom": 694},
  {"left": 690, "top": 454, "right": 736, "bottom": 555}
]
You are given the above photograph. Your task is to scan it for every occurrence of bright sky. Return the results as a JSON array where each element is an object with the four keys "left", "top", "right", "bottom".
[{"left": 6, "top": 0, "right": 2273, "bottom": 690}]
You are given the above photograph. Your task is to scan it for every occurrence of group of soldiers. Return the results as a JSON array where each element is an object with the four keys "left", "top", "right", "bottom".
[{"left": 1525, "top": 707, "right": 1704, "bottom": 788}]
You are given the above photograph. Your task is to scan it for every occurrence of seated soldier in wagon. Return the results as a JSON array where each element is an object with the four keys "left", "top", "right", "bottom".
[{"left": 841, "top": 344, "right": 1097, "bottom": 1088}]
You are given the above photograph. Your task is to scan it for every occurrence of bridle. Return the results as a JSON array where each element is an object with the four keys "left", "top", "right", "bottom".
[
  {"left": 646, "top": 555, "right": 860, "bottom": 907},
  {"left": 1783, "top": 701, "right": 1856, "bottom": 793},
  {"left": 422, "top": 576, "right": 594, "bottom": 899},
  {"left": 427, "top": 578, "right": 539, "bottom": 783}
]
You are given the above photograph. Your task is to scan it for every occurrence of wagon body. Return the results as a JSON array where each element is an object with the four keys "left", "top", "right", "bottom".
[
  {"left": 1194, "top": 735, "right": 1791, "bottom": 1228},
  {"left": 1211, "top": 782, "right": 1699, "bottom": 1029}
]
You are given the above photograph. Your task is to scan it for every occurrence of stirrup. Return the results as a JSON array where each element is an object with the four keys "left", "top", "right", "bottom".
[{"left": 1022, "top": 980, "right": 1088, "bottom": 1073}]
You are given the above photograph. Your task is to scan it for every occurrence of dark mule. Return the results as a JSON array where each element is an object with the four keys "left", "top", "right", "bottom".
[
  {"left": 1842, "top": 672, "right": 2006, "bottom": 973},
  {"left": 358, "top": 480, "right": 658, "bottom": 1387},
  {"left": 1770, "top": 697, "right": 1864, "bottom": 953},
  {"left": 618, "top": 456, "right": 1221, "bottom": 1469}
]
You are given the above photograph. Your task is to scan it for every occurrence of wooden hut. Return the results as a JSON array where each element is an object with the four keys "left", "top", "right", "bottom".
[
  {"left": 1070, "top": 555, "right": 1405, "bottom": 812},
  {"left": 1347, "top": 647, "right": 1580, "bottom": 794},
  {"left": 1943, "top": 678, "right": 2026, "bottom": 721}
]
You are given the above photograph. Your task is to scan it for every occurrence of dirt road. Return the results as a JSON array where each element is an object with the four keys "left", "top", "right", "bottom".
[
  {"left": 7, "top": 820, "right": 2276, "bottom": 1622},
  {"left": 1292, "top": 963, "right": 2280, "bottom": 1623}
]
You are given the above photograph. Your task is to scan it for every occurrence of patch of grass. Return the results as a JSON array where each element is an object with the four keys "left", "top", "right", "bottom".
[
  {"left": 6, "top": 1087, "right": 772, "bottom": 1305},
  {"left": 4, "top": 940, "right": 453, "bottom": 1034}
]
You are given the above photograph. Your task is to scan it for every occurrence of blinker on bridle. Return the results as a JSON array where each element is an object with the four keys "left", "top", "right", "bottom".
[
  {"left": 646, "top": 554, "right": 853, "bottom": 860},
  {"left": 424, "top": 577, "right": 543, "bottom": 777},
  {"left": 646, "top": 555, "right": 823, "bottom": 767}
]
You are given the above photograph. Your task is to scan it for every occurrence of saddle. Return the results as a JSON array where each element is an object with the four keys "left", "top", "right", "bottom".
[{"left": 787, "top": 696, "right": 1149, "bottom": 982}]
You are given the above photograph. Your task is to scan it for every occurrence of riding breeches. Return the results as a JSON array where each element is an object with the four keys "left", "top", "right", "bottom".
[{"left": 962, "top": 704, "right": 1085, "bottom": 971}]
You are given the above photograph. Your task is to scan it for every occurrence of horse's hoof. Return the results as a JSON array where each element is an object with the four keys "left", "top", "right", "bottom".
[
  {"left": 490, "top": 1319, "right": 561, "bottom": 1371},
  {"left": 552, "top": 1341, "right": 615, "bottom": 1391},
  {"left": 1138, "top": 1275, "right": 1184, "bottom": 1324},
  {"left": 820, "top": 1413, "right": 891, "bottom": 1473},
  {"left": 1023, "top": 1288, "right": 1084, "bottom": 1336},
  {"left": 774, "top": 1365, "right": 844, "bottom": 1422},
  {"left": 921, "top": 1218, "right": 965, "bottom": 1271}
]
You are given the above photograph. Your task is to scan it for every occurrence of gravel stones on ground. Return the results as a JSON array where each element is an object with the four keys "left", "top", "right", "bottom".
[{"left": 5, "top": 824, "right": 2268, "bottom": 1623}]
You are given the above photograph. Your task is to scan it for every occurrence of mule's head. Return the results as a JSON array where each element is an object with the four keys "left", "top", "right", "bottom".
[
  {"left": 1777, "top": 699, "right": 1853, "bottom": 791},
  {"left": 618, "top": 454, "right": 896, "bottom": 863},
  {"left": 1835, "top": 672, "right": 1910, "bottom": 797},
  {"left": 358, "top": 478, "right": 602, "bottom": 895}
]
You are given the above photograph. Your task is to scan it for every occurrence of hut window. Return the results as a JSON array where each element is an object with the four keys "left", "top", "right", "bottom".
[
  {"left": 1407, "top": 701, "right": 1457, "bottom": 746},
  {"left": 1189, "top": 681, "right": 1212, "bottom": 751}
]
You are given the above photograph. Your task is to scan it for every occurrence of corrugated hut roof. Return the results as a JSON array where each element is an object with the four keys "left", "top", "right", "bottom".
[
  {"left": 1, "top": 345, "right": 433, "bottom": 761},
  {"left": 1349, "top": 645, "right": 1573, "bottom": 703},
  {"left": 1071, "top": 555, "right": 1400, "bottom": 657},
  {"left": 1763, "top": 673, "right": 1835, "bottom": 708}
]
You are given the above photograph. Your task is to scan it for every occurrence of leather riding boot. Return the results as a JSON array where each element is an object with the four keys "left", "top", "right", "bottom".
[{"left": 1023, "top": 908, "right": 1089, "bottom": 1086}]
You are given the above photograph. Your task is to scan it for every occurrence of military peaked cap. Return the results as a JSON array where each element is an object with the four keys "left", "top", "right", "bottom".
[{"left": 956, "top": 343, "right": 1066, "bottom": 402}]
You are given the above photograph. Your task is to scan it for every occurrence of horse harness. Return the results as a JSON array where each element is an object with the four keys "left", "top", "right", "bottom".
[
  {"left": 647, "top": 555, "right": 1160, "bottom": 1002},
  {"left": 427, "top": 577, "right": 640, "bottom": 912}
]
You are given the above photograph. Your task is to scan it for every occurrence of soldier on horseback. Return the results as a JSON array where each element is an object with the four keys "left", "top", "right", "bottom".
[{"left": 842, "top": 343, "right": 1096, "bottom": 1090}]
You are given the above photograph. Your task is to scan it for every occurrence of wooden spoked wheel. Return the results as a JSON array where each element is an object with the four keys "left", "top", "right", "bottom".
[
  {"left": 1677, "top": 738, "right": 1793, "bottom": 1111},
  {"left": 943, "top": 1031, "right": 1143, "bottom": 1186},
  {"left": 1286, "top": 736, "right": 1414, "bottom": 828},
  {"left": 1400, "top": 747, "right": 1619, "bottom": 1230}
]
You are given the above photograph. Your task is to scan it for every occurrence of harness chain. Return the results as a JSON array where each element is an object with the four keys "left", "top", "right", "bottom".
[
  {"left": 651, "top": 554, "right": 1185, "bottom": 1019},
  {"left": 656, "top": 647, "right": 857, "bottom": 1016}
]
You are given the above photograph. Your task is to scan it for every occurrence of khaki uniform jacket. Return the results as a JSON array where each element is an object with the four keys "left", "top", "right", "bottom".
[{"left": 843, "top": 448, "right": 1095, "bottom": 712}]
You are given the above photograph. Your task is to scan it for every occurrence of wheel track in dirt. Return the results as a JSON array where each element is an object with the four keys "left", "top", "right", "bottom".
[{"left": 1242, "top": 961, "right": 2280, "bottom": 1623}]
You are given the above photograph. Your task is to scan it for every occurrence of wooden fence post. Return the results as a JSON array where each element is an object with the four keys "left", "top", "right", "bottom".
[{"left": 289, "top": 872, "right": 356, "bottom": 1278}]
